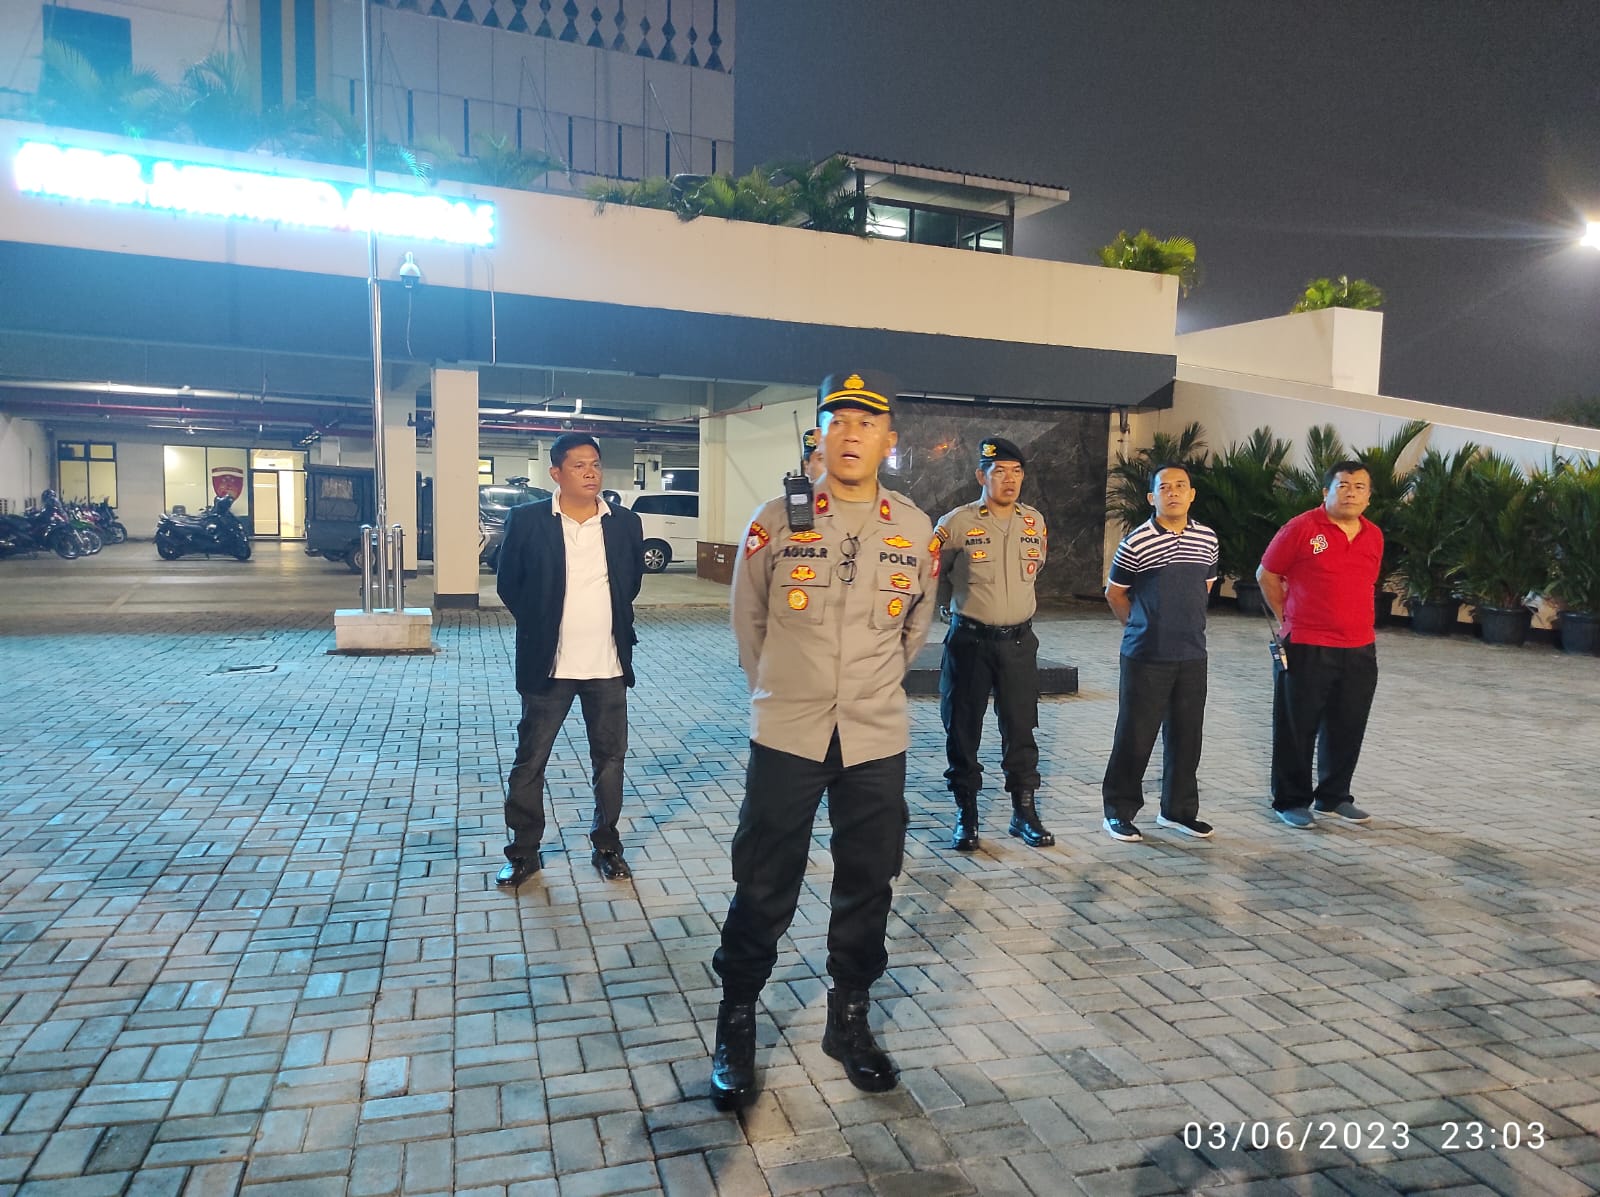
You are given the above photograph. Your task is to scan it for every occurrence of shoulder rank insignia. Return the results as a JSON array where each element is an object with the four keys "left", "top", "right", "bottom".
[
  {"left": 883, "top": 535, "right": 913, "bottom": 548},
  {"left": 879, "top": 498, "right": 893, "bottom": 521},
  {"left": 745, "top": 521, "right": 770, "bottom": 558},
  {"left": 934, "top": 525, "right": 950, "bottom": 543}
]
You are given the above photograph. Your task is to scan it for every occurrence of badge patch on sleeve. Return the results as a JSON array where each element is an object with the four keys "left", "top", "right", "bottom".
[
  {"left": 929, "top": 536, "right": 942, "bottom": 577},
  {"left": 787, "top": 588, "right": 809, "bottom": 611},
  {"left": 745, "top": 521, "right": 770, "bottom": 558}
]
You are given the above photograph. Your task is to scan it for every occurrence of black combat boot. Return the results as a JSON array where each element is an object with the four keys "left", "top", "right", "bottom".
[
  {"left": 950, "top": 793, "right": 980, "bottom": 852},
  {"left": 821, "top": 988, "right": 898, "bottom": 1092},
  {"left": 1008, "top": 791, "right": 1055, "bottom": 847},
  {"left": 709, "top": 1000, "right": 757, "bottom": 1111}
]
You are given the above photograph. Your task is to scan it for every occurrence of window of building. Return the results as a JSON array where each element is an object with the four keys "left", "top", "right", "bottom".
[
  {"left": 478, "top": 458, "right": 495, "bottom": 481},
  {"left": 163, "top": 445, "right": 250, "bottom": 516},
  {"left": 866, "top": 200, "right": 1011, "bottom": 254},
  {"left": 57, "top": 440, "right": 117, "bottom": 504},
  {"left": 42, "top": 7, "right": 132, "bottom": 81}
]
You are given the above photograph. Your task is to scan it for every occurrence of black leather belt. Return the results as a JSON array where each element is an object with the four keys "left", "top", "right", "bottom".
[{"left": 956, "top": 615, "right": 1032, "bottom": 640}]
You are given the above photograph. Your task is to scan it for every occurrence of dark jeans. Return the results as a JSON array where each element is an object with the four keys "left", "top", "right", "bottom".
[
  {"left": 940, "top": 624, "right": 1041, "bottom": 798},
  {"left": 1271, "top": 642, "right": 1378, "bottom": 811},
  {"left": 713, "top": 735, "right": 908, "bottom": 1003},
  {"left": 1101, "top": 655, "right": 1208, "bottom": 823},
  {"left": 504, "top": 676, "right": 628, "bottom": 859}
]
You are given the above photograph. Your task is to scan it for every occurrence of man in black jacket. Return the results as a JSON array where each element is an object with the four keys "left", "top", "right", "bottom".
[{"left": 494, "top": 433, "right": 645, "bottom": 885}]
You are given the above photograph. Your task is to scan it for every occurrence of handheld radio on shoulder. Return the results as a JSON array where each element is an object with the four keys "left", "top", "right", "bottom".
[{"left": 783, "top": 412, "right": 815, "bottom": 532}]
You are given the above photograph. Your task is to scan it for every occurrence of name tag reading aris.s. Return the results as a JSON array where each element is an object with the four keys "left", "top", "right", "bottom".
[{"left": 784, "top": 474, "right": 814, "bottom": 532}]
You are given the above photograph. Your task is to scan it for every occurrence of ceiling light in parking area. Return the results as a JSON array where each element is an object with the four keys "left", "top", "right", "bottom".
[{"left": 1582, "top": 221, "right": 1600, "bottom": 250}]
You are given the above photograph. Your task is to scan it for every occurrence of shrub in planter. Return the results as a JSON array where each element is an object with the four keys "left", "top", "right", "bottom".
[
  {"left": 1445, "top": 452, "right": 1552, "bottom": 646},
  {"left": 1106, "top": 421, "right": 1208, "bottom": 536},
  {"left": 1192, "top": 428, "right": 1291, "bottom": 604},
  {"left": 1390, "top": 445, "right": 1478, "bottom": 634},
  {"left": 1357, "top": 420, "right": 1430, "bottom": 621},
  {"left": 1547, "top": 458, "right": 1600, "bottom": 655}
]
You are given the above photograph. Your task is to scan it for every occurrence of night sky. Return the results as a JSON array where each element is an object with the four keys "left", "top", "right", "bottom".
[{"left": 735, "top": 1, "right": 1600, "bottom": 420}]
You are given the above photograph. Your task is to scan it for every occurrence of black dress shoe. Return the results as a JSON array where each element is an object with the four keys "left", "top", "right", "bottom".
[
  {"left": 495, "top": 856, "right": 540, "bottom": 887},
  {"left": 821, "top": 988, "right": 898, "bottom": 1093},
  {"left": 592, "top": 848, "right": 632, "bottom": 880},
  {"left": 709, "top": 1000, "right": 757, "bottom": 1111}
]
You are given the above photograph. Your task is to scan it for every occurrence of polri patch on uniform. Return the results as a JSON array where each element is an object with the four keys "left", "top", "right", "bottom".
[
  {"left": 1026, "top": 561, "right": 1038, "bottom": 575},
  {"left": 787, "top": 588, "right": 809, "bottom": 611},
  {"left": 886, "top": 596, "right": 904, "bottom": 618},
  {"left": 889, "top": 572, "right": 911, "bottom": 590},
  {"left": 965, "top": 527, "right": 986, "bottom": 537},
  {"left": 788, "top": 530, "right": 823, "bottom": 542},
  {"left": 790, "top": 565, "right": 817, "bottom": 581},
  {"left": 971, "top": 549, "right": 988, "bottom": 561},
  {"left": 745, "top": 521, "right": 770, "bottom": 557},
  {"left": 883, "top": 535, "right": 912, "bottom": 548},
  {"left": 1026, "top": 548, "right": 1040, "bottom": 559}
]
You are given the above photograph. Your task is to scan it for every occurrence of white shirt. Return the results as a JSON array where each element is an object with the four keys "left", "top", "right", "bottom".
[{"left": 551, "top": 494, "right": 623, "bottom": 679}]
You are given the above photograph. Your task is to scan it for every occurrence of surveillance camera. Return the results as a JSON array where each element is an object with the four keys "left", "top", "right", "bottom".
[{"left": 399, "top": 251, "right": 423, "bottom": 289}]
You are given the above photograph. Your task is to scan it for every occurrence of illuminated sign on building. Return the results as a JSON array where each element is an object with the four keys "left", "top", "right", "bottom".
[{"left": 13, "top": 140, "right": 496, "bottom": 247}]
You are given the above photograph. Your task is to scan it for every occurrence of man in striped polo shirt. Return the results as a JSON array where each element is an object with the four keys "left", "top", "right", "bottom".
[{"left": 1101, "top": 462, "right": 1220, "bottom": 842}]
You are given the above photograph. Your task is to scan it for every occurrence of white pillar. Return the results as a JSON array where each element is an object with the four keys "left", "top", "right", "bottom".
[
  {"left": 432, "top": 366, "right": 480, "bottom": 608},
  {"left": 383, "top": 390, "right": 418, "bottom": 571}
]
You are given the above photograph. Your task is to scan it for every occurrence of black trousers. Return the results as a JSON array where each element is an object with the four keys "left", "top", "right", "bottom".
[
  {"left": 713, "top": 735, "right": 908, "bottom": 1004},
  {"left": 504, "top": 676, "right": 628, "bottom": 859},
  {"left": 1270, "top": 642, "right": 1378, "bottom": 811},
  {"left": 1101, "top": 655, "right": 1208, "bottom": 823},
  {"left": 940, "top": 624, "right": 1041, "bottom": 798}
]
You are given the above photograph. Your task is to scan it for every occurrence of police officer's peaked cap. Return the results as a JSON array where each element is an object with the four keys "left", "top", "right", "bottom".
[
  {"left": 801, "top": 427, "right": 822, "bottom": 459},
  {"left": 979, "top": 436, "right": 1026, "bottom": 468},
  {"left": 818, "top": 370, "right": 898, "bottom": 417}
]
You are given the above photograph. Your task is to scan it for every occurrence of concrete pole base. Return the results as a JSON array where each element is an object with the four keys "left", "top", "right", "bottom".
[{"left": 332, "top": 607, "right": 436, "bottom": 653}]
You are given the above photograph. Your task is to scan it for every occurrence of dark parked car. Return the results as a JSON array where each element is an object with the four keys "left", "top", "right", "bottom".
[{"left": 479, "top": 481, "right": 551, "bottom": 571}]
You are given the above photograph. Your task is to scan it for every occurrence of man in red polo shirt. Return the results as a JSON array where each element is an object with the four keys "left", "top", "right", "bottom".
[{"left": 1256, "top": 461, "right": 1383, "bottom": 829}]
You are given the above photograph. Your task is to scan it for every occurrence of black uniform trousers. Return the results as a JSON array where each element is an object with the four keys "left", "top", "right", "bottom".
[
  {"left": 940, "top": 622, "right": 1041, "bottom": 798},
  {"left": 1101, "top": 654, "right": 1208, "bottom": 823},
  {"left": 1270, "top": 641, "right": 1378, "bottom": 810},
  {"left": 504, "top": 676, "right": 628, "bottom": 859},
  {"left": 713, "top": 734, "right": 908, "bottom": 1004}
]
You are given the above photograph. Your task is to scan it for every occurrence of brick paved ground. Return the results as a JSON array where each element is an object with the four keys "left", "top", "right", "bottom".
[{"left": 0, "top": 594, "right": 1598, "bottom": 1196}]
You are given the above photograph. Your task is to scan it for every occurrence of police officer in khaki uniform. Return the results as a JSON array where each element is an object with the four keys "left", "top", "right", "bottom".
[
  {"left": 709, "top": 370, "right": 937, "bottom": 1111},
  {"left": 933, "top": 436, "right": 1053, "bottom": 852},
  {"left": 802, "top": 426, "right": 825, "bottom": 484}
]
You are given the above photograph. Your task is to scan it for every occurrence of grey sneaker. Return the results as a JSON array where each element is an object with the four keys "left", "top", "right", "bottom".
[
  {"left": 1103, "top": 818, "right": 1143, "bottom": 842},
  {"left": 1314, "top": 801, "right": 1371, "bottom": 824},
  {"left": 1276, "top": 807, "right": 1315, "bottom": 829},
  {"left": 1156, "top": 815, "right": 1214, "bottom": 838}
]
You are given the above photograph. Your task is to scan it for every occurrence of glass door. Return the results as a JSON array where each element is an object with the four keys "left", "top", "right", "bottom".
[
  {"left": 279, "top": 470, "right": 306, "bottom": 539},
  {"left": 252, "top": 471, "right": 280, "bottom": 536}
]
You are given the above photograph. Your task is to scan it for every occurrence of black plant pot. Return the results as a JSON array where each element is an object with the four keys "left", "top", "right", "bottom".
[
  {"left": 1234, "top": 581, "right": 1267, "bottom": 617},
  {"left": 1559, "top": 611, "right": 1600, "bottom": 656},
  {"left": 1475, "top": 605, "right": 1531, "bottom": 647},
  {"left": 1374, "top": 589, "right": 1399, "bottom": 627},
  {"left": 1407, "top": 598, "right": 1458, "bottom": 636}
]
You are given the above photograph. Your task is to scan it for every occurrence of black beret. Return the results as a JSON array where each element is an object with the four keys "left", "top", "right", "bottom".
[{"left": 979, "top": 436, "right": 1026, "bottom": 467}]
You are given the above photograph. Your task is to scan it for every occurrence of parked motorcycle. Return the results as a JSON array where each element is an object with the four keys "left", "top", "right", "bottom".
[
  {"left": 154, "top": 494, "right": 252, "bottom": 561},
  {"left": 67, "top": 506, "right": 103, "bottom": 554},
  {"left": 0, "top": 491, "right": 90, "bottom": 559},
  {"left": 83, "top": 499, "right": 127, "bottom": 545}
]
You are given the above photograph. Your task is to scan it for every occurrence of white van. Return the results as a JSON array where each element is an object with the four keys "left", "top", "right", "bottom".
[{"left": 620, "top": 490, "right": 699, "bottom": 573}]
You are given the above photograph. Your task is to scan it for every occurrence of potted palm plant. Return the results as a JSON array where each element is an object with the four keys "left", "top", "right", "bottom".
[
  {"left": 1289, "top": 275, "right": 1385, "bottom": 313},
  {"left": 1192, "top": 428, "right": 1292, "bottom": 614},
  {"left": 1547, "top": 458, "right": 1600, "bottom": 655},
  {"left": 1445, "top": 452, "right": 1552, "bottom": 647},
  {"left": 1389, "top": 445, "right": 1477, "bottom": 634},
  {"left": 1355, "top": 420, "right": 1429, "bottom": 624},
  {"left": 1096, "top": 230, "right": 1199, "bottom": 295}
]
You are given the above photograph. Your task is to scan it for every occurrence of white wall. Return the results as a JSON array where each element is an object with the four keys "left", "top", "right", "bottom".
[
  {"left": 1176, "top": 308, "right": 1384, "bottom": 394},
  {"left": 0, "top": 413, "right": 50, "bottom": 513},
  {"left": 0, "top": 117, "right": 1179, "bottom": 360},
  {"left": 700, "top": 387, "right": 811, "bottom": 543}
]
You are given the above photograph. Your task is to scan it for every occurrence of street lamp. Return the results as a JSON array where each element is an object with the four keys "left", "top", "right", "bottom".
[{"left": 1582, "top": 221, "right": 1600, "bottom": 250}]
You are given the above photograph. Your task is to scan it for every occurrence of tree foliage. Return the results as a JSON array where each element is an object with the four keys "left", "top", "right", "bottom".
[
  {"left": 32, "top": 41, "right": 172, "bottom": 138},
  {"left": 1095, "top": 230, "right": 1199, "bottom": 295},
  {"left": 1291, "top": 275, "right": 1385, "bottom": 313},
  {"left": 1105, "top": 421, "right": 1208, "bottom": 535}
]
